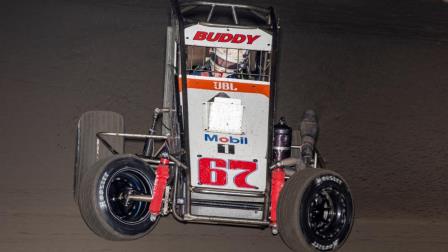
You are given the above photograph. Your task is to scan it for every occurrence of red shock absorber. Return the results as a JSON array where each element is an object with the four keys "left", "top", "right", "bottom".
[
  {"left": 270, "top": 167, "right": 285, "bottom": 229},
  {"left": 270, "top": 117, "right": 291, "bottom": 233},
  {"left": 149, "top": 156, "right": 170, "bottom": 218}
]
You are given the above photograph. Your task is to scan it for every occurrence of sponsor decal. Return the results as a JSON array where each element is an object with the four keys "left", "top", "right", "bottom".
[
  {"left": 178, "top": 76, "right": 271, "bottom": 97},
  {"left": 213, "top": 81, "right": 237, "bottom": 91},
  {"left": 218, "top": 144, "right": 235, "bottom": 154},
  {"left": 205, "top": 133, "right": 248, "bottom": 144},
  {"left": 193, "top": 31, "right": 261, "bottom": 45}
]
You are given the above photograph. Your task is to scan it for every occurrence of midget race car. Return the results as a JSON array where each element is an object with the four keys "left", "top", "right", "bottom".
[{"left": 73, "top": 1, "right": 354, "bottom": 251}]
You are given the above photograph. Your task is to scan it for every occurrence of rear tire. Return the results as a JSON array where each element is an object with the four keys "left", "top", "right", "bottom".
[
  {"left": 74, "top": 111, "right": 124, "bottom": 202},
  {"left": 78, "top": 154, "right": 159, "bottom": 240},
  {"left": 278, "top": 168, "right": 354, "bottom": 251}
]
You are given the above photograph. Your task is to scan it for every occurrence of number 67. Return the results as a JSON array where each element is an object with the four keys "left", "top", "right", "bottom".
[{"left": 198, "top": 158, "right": 257, "bottom": 189}]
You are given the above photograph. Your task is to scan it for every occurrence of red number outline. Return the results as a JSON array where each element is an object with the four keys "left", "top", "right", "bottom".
[
  {"left": 198, "top": 158, "right": 227, "bottom": 186},
  {"left": 198, "top": 158, "right": 257, "bottom": 189},
  {"left": 229, "top": 160, "right": 257, "bottom": 189}
]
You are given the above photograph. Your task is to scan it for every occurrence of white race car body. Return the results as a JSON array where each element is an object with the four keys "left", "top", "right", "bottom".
[
  {"left": 186, "top": 75, "right": 270, "bottom": 192},
  {"left": 177, "top": 22, "right": 274, "bottom": 220}
]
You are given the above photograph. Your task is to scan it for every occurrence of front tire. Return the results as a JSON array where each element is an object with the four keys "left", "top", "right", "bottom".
[
  {"left": 278, "top": 168, "right": 354, "bottom": 251},
  {"left": 78, "top": 154, "right": 159, "bottom": 240}
]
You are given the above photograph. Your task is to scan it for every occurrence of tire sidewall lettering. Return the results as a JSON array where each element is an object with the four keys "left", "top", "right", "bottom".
[
  {"left": 98, "top": 171, "right": 109, "bottom": 209},
  {"left": 315, "top": 175, "right": 342, "bottom": 185},
  {"left": 311, "top": 240, "right": 339, "bottom": 251}
]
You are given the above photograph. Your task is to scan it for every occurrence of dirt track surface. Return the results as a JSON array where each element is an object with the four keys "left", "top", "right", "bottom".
[{"left": 1, "top": 0, "right": 448, "bottom": 251}]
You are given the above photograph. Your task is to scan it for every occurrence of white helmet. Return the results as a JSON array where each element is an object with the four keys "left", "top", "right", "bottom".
[{"left": 209, "top": 48, "right": 248, "bottom": 77}]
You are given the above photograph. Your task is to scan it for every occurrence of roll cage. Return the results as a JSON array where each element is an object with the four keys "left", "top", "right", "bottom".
[{"left": 172, "top": 0, "right": 279, "bottom": 164}]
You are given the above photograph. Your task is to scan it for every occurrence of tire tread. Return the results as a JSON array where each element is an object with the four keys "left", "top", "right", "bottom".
[{"left": 74, "top": 111, "right": 124, "bottom": 202}]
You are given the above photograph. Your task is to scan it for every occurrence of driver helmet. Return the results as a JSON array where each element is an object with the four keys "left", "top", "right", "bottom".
[{"left": 209, "top": 48, "right": 248, "bottom": 77}]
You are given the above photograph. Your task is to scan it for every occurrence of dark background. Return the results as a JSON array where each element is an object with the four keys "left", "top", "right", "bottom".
[{"left": 1, "top": 0, "right": 447, "bottom": 251}]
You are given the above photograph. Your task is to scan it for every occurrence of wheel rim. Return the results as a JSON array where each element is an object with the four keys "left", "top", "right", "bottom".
[
  {"left": 300, "top": 177, "right": 353, "bottom": 249},
  {"left": 105, "top": 167, "right": 152, "bottom": 224}
]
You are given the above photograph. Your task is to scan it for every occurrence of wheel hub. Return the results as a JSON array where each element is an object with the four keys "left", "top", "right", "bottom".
[
  {"left": 305, "top": 186, "right": 348, "bottom": 241},
  {"left": 106, "top": 168, "right": 152, "bottom": 224}
]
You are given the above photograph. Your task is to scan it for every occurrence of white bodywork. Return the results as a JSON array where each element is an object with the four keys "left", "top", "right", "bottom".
[
  {"left": 180, "top": 24, "right": 273, "bottom": 194},
  {"left": 186, "top": 75, "right": 270, "bottom": 192}
]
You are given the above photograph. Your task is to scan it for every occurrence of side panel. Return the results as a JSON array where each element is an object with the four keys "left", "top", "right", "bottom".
[{"left": 186, "top": 75, "right": 270, "bottom": 191}]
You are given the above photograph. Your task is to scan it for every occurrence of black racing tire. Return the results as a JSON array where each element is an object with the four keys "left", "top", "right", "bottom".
[
  {"left": 278, "top": 168, "right": 354, "bottom": 251},
  {"left": 78, "top": 154, "right": 159, "bottom": 240},
  {"left": 74, "top": 111, "right": 124, "bottom": 202}
]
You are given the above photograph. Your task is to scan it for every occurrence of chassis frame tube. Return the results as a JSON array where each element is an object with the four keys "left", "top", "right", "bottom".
[
  {"left": 98, "top": 132, "right": 168, "bottom": 140},
  {"left": 96, "top": 132, "right": 169, "bottom": 156},
  {"left": 182, "top": 213, "right": 269, "bottom": 226}
]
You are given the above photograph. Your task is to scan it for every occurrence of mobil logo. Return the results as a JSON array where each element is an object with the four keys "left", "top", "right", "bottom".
[{"left": 204, "top": 133, "right": 248, "bottom": 144}]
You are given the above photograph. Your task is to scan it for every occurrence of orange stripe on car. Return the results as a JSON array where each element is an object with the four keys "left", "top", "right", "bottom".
[{"left": 178, "top": 77, "right": 270, "bottom": 98}]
